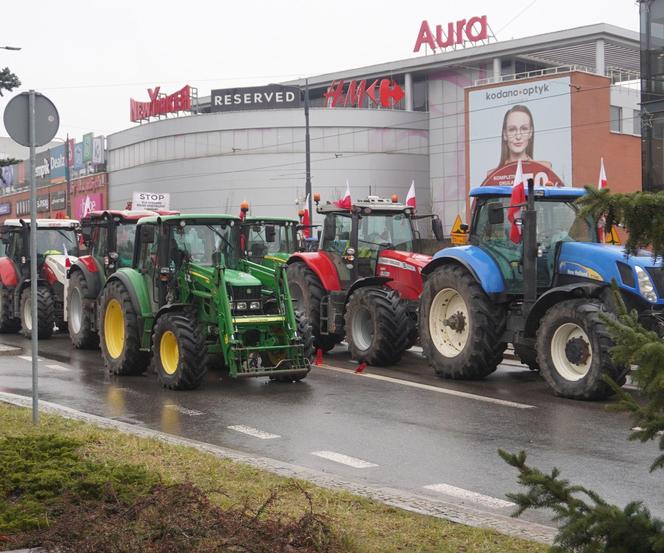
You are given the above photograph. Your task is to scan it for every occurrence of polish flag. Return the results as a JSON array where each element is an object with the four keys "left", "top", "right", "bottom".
[
  {"left": 406, "top": 180, "right": 416, "bottom": 209},
  {"left": 335, "top": 181, "right": 352, "bottom": 210},
  {"left": 598, "top": 158, "right": 607, "bottom": 190},
  {"left": 507, "top": 160, "right": 525, "bottom": 244},
  {"left": 302, "top": 193, "right": 311, "bottom": 238}
]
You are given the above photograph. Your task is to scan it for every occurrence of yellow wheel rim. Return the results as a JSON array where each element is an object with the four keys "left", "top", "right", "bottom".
[
  {"left": 160, "top": 330, "right": 179, "bottom": 375},
  {"left": 104, "top": 299, "right": 125, "bottom": 359}
]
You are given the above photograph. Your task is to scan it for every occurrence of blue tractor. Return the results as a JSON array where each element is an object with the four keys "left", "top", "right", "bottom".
[{"left": 419, "top": 180, "right": 664, "bottom": 400}]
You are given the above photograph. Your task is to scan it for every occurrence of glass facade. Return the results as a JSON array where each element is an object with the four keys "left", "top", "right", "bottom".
[{"left": 641, "top": 0, "right": 664, "bottom": 190}]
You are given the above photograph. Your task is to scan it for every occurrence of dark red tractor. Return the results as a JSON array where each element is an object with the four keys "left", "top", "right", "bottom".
[{"left": 286, "top": 195, "right": 444, "bottom": 365}]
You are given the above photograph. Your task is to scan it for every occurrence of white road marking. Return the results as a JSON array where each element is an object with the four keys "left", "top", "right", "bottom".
[
  {"left": 227, "top": 425, "right": 280, "bottom": 439},
  {"left": 311, "top": 450, "right": 378, "bottom": 469},
  {"left": 423, "top": 483, "right": 516, "bottom": 509},
  {"left": 318, "top": 364, "right": 535, "bottom": 409},
  {"left": 46, "top": 364, "right": 70, "bottom": 372},
  {"left": 164, "top": 404, "right": 205, "bottom": 416}
]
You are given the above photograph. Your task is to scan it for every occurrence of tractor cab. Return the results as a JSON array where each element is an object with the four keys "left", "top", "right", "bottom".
[
  {"left": 241, "top": 216, "right": 300, "bottom": 267},
  {"left": 469, "top": 186, "right": 595, "bottom": 293}
]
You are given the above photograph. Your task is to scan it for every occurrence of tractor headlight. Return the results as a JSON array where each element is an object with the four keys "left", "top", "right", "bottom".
[
  {"left": 249, "top": 301, "right": 261, "bottom": 310},
  {"left": 635, "top": 266, "right": 658, "bottom": 302},
  {"left": 236, "top": 301, "right": 248, "bottom": 311}
]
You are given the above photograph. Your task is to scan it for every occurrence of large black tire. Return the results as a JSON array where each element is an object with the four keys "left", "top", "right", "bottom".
[
  {"left": 513, "top": 343, "right": 539, "bottom": 371},
  {"left": 286, "top": 262, "right": 341, "bottom": 352},
  {"left": 345, "top": 286, "right": 409, "bottom": 365},
  {"left": 99, "top": 280, "right": 148, "bottom": 376},
  {"left": 536, "top": 299, "right": 628, "bottom": 400},
  {"left": 420, "top": 264, "right": 506, "bottom": 379},
  {"left": 0, "top": 285, "right": 19, "bottom": 333},
  {"left": 152, "top": 310, "right": 207, "bottom": 390},
  {"left": 19, "top": 285, "right": 55, "bottom": 339},
  {"left": 67, "top": 271, "right": 99, "bottom": 349},
  {"left": 270, "top": 310, "right": 314, "bottom": 383}
]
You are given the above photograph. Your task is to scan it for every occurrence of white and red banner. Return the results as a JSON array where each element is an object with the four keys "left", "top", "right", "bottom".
[
  {"left": 335, "top": 181, "right": 352, "bottom": 210},
  {"left": 406, "top": 181, "right": 416, "bottom": 209}
]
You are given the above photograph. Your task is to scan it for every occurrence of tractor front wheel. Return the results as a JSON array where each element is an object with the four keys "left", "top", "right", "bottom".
[
  {"left": 67, "top": 271, "right": 99, "bottom": 349},
  {"left": 152, "top": 311, "right": 207, "bottom": 390},
  {"left": 345, "top": 286, "right": 409, "bottom": 365},
  {"left": 99, "top": 280, "right": 148, "bottom": 376},
  {"left": 286, "top": 262, "right": 341, "bottom": 352},
  {"left": 536, "top": 299, "right": 627, "bottom": 400},
  {"left": 20, "top": 285, "right": 55, "bottom": 339},
  {"left": 0, "top": 285, "right": 19, "bottom": 333},
  {"left": 270, "top": 310, "right": 313, "bottom": 383},
  {"left": 420, "top": 264, "right": 506, "bottom": 379}
]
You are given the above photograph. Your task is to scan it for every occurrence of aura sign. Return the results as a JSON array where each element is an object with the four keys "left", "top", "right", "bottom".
[
  {"left": 324, "top": 79, "right": 405, "bottom": 108},
  {"left": 413, "top": 16, "right": 488, "bottom": 53},
  {"left": 130, "top": 85, "right": 192, "bottom": 122}
]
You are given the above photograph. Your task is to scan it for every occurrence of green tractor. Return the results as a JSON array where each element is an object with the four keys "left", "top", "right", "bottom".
[
  {"left": 98, "top": 213, "right": 312, "bottom": 390},
  {"left": 242, "top": 216, "right": 301, "bottom": 269}
]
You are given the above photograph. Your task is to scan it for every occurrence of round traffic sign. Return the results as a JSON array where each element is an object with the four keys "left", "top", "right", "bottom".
[{"left": 3, "top": 91, "right": 59, "bottom": 147}]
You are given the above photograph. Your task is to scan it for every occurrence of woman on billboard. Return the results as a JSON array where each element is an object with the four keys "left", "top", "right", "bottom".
[{"left": 483, "top": 104, "right": 561, "bottom": 186}]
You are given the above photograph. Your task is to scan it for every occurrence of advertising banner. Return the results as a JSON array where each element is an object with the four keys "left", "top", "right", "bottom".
[
  {"left": 17, "top": 199, "right": 30, "bottom": 216},
  {"left": 132, "top": 191, "right": 170, "bottom": 210},
  {"left": 82, "top": 133, "right": 94, "bottom": 163},
  {"left": 467, "top": 76, "right": 572, "bottom": 188},
  {"left": 67, "top": 138, "right": 75, "bottom": 168},
  {"left": 49, "top": 144, "right": 66, "bottom": 183},
  {"left": 50, "top": 190, "right": 66, "bottom": 212},
  {"left": 92, "top": 136, "right": 105, "bottom": 164},
  {"left": 37, "top": 194, "right": 50, "bottom": 213},
  {"left": 73, "top": 192, "right": 103, "bottom": 219},
  {"left": 0, "top": 203, "right": 11, "bottom": 216},
  {"left": 74, "top": 142, "right": 84, "bottom": 171},
  {"left": 34, "top": 150, "right": 51, "bottom": 187},
  {"left": 1, "top": 165, "right": 13, "bottom": 189},
  {"left": 16, "top": 161, "right": 25, "bottom": 186},
  {"left": 210, "top": 85, "right": 302, "bottom": 112}
]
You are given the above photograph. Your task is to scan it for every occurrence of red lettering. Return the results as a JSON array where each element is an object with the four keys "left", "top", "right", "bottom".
[
  {"left": 147, "top": 86, "right": 161, "bottom": 102},
  {"left": 436, "top": 23, "right": 455, "bottom": 49},
  {"left": 466, "top": 15, "right": 487, "bottom": 41},
  {"left": 129, "top": 85, "right": 192, "bottom": 122},
  {"left": 344, "top": 80, "right": 368, "bottom": 107},
  {"left": 365, "top": 80, "right": 379, "bottom": 105},
  {"left": 413, "top": 20, "right": 436, "bottom": 53},
  {"left": 379, "top": 80, "right": 405, "bottom": 107},
  {"left": 455, "top": 19, "right": 466, "bottom": 45},
  {"left": 323, "top": 80, "right": 345, "bottom": 107}
]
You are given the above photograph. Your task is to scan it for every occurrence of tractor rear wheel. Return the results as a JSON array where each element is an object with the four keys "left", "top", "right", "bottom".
[
  {"left": 287, "top": 262, "right": 341, "bottom": 352},
  {"left": 20, "top": 285, "right": 55, "bottom": 339},
  {"left": 270, "top": 310, "right": 313, "bottom": 383},
  {"left": 152, "top": 311, "right": 207, "bottom": 390},
  {"left": 99, "top": 280, "right": 148, "bottom": 376},
  {"left": 67, "top": 271, "right": 99, "bottom": 349},
  {"left": 536, "top": 299, "right": 627, "bottom": 400},
  {"left": 345, "top": 286, "right": 409, "bottom": 365},
  {"left": 420, "top": 264, "right": 506, "bottom": 379},
  {"left": 0, "top": 285, "right": 19, "bottom": 333}
]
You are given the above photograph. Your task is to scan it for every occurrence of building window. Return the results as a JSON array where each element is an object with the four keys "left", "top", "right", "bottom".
[
  {"left": 610, "top": 105, "right": 622, "bottom": 133},
  {"left": 633, "top": 109, "right": 642, "bottom": 136}
]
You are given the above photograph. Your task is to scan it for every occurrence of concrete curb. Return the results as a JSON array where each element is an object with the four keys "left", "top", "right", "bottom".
[
  {"left": 0, "top": 392, "right": 556, "bottom": 545},
  {"left": 0, "top": 343, "right": 22, "bottom": 356}
]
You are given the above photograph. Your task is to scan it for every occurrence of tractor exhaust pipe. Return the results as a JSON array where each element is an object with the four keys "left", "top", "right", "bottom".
[{"left": 522, "top": 178, "right": 537, "bottom": 317}]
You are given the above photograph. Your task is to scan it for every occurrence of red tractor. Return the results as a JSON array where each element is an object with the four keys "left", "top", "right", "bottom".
[
  {"left": 66, "top": 209, "right": 168, "bottom": 348},
  {"left": 286, "top": 195, "right": 444, "bottom": 365}
]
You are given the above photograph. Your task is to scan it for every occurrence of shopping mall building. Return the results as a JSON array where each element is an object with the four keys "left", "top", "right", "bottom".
[{"left": 0, "top": 20, "right": 643, "bottom": 232}]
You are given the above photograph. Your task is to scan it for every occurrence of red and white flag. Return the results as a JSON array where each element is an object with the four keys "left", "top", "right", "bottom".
[
  {"left": 302, "top": 193, "right": 311, "bottom": 238},
  {"left": 335, "top": 180, "right": 352, "bottom": 210},
  {"left": 598, "top": 158, "right": 607, "bottom": 190},
  {"left": 507, "top": 160, "right": 525, "bottom": 244},
  {"left": 406, "top": 180, "right": 416, "bottom": 209}
]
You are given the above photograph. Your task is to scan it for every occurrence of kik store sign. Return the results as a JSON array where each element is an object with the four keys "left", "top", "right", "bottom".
[{"left": 324, "top": 79, "right": 405, "bottom": 108}]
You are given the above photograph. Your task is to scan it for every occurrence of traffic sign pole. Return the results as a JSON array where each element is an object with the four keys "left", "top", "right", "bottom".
[{"left": 28, "top": 90, "right": 39, "bottom": 425}]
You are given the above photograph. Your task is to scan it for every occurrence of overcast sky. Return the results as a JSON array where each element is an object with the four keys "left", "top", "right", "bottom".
[{"left": 0, "top": 0, "right": 639, "bottom": 141}]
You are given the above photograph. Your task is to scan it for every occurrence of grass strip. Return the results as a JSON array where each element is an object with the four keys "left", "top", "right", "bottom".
[{"left": 0, "top": 403, "right": 546, "bottom": 553}]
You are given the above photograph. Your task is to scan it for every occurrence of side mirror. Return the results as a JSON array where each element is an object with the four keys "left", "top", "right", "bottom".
[
  {"left": 139, "top": 224, "right": 156, "bottom": 244},
  {"left": 323, "top": 216, "right": 336, "bottom": 242},
  {"left": 265, "top": 224, "right": 276, "bottom": 243},
  {"left": 488, "top": 205, "right": 504, "bottom": 225},
  {"left": 432, "top": 217, "right": 444, "bottom": 241}
]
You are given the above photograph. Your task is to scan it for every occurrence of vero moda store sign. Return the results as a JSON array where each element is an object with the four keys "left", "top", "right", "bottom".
[{"left": 210, "top": 85, "right": 302, "bottom": 112}]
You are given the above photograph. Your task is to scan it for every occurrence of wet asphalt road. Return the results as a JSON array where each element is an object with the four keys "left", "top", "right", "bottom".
[{"left": 0, "top": 331, "right": 661, "bottom": 528}]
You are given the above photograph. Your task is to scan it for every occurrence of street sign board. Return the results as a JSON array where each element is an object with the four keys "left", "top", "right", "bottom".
[{"left": 3, "top": 92, "right": 59, "bottom": 147}]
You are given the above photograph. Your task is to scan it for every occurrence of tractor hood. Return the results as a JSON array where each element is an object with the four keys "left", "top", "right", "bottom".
[
  {"left": 224, "top": 268, "right": 262, "bottom": 288},
  {"left": 378, "top": 250, "right": 432, "bottom": 272},
  {"left": 558, "top": 242, "right": 664, "bottom": 304},
  {"left": 44, "top": 254, "right": 78, "bottom": 284}
]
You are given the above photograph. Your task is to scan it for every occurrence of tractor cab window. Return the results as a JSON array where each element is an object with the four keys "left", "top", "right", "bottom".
[
  {"left": 115, "top": 223, "right": 136, "bottom": 268},
  {"left": 7, "top": 230, "right": 22, "bottom": 260},
  {"left": 321, "top": 214, "right": 352, "bottom": 255},
  {"left": 358, "top": 213, "right": 414, "bottom": 254},
  {"left": 170, "top": 222, "right": 239, "bottom": 269},
  {"left": 246, "top": 222, "right": 295, "bottom": 261},
  {"left": 36, "top": 228, "right": 78, "bottom": 256},
  {"left": 137, "top": 224, "right": 158, "bottom": 275},
  {"left": 90, "top": 224, "right": 108, "bottom": 259}
]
